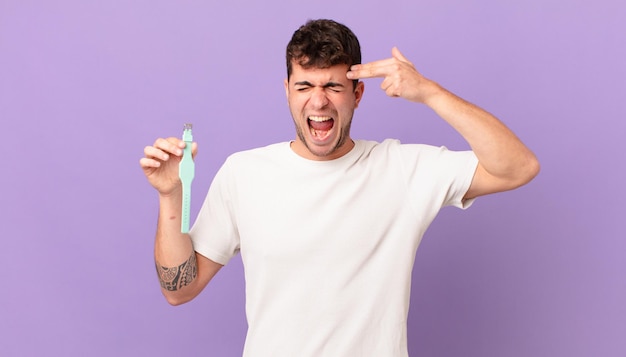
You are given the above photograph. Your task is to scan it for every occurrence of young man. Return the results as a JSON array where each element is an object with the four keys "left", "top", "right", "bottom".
[{"left": 140, "top": 19, "right": 539, "bottom": 357}]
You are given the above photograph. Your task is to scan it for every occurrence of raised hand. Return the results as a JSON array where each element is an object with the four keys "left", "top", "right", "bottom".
[
  {"left": 139, "top": 137, "right": 197, "bottom": 196},
  {"left": 347, "top": 47, "right": 438, "bottom": 104}
]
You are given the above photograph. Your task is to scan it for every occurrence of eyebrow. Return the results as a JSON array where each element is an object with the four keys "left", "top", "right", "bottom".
[{"left": 294, "top": 81, "right": 345, "bottom": 88}]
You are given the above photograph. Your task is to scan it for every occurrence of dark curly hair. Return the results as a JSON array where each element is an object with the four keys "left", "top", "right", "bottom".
[{"left": 286, "top": 19, "right": 361, "bottom": 88}]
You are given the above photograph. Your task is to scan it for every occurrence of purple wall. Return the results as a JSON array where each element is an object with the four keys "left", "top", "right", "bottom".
[{"left": 1, "top": 1, "right": 624, "bottom": 356}]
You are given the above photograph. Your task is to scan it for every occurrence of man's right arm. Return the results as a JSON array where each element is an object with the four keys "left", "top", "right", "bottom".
[
  {"left": 154, "top": 192, "right": 222, "bottom": 305},
  {"left": 141, "top": 137, "right": 222, "bottom": 305}
]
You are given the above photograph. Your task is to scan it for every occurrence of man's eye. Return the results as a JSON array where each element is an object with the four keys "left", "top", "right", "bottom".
[{"left": 296, "top": 87, "right": 310, "bottom": 92}]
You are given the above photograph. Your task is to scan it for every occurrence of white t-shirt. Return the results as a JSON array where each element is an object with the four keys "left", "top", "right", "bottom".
[{"left": 190, "top": 139, "right": 478, "bottom": 357}]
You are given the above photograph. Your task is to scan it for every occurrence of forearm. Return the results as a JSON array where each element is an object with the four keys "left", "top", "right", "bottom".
[
  {"left": 154, "top": 192, "right": 200, "bottom": 304},
  {"left": 424, "top": 82, "right": 539, "bottom": 184}
]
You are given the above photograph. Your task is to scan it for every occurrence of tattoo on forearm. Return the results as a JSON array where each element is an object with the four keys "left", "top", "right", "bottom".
[{"left": 156, "top": 252, "right": 197, "bottom": 291}]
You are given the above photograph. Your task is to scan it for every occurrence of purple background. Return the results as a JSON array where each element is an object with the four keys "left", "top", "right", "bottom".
[{"left": 1, "top": 0, "right": 624, "bottom": 356}]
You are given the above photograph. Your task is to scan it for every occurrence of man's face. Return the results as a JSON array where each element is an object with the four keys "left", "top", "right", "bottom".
[{"left": 285, "top": 62, "right": 364, "bottom": 161}]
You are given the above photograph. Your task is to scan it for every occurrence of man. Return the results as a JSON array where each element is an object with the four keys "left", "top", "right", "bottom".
[{"left": 140, "top": 19, "right": 539, "bottom": 357}]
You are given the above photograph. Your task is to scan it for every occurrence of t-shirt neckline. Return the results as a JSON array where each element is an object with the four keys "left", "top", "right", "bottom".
[{"left": 285, "top": 140, "right": 364, "bottom": 167}]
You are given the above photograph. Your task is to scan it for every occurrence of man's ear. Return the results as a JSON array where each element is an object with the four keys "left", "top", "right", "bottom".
[
  {"left": 284, "top": 78, "right": 289, "bottom": 98},
  {"left": 354, "top": 81, "right": 365, "bottom": 108}
]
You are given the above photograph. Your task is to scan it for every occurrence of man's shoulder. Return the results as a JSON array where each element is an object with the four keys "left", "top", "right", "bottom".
[
  {"left": 227, "top": 142, "right": 290, "bottom": 161},
  {"left": 217, "top": 142, "right": 294, "bottom": 176},
  {"left": 357, "top": 138, "right": 439, "bottom": 156}
]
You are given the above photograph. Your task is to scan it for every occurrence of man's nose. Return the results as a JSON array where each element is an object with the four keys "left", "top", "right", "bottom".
[{"left": 310, "top": 88, "right": 329, "bottom": 109}]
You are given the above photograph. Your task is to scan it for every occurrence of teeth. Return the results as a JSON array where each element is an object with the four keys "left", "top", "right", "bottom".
[{"left": 308, "top": 116, "right": 331, "bottom": 122}]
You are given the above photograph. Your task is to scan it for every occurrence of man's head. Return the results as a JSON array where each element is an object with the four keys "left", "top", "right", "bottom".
[
  {"left": 286, "top": 19, "right": 361, "bottom": 89},
  {"left": 284, "top": 19, "right": 365, "bottom": 161}
]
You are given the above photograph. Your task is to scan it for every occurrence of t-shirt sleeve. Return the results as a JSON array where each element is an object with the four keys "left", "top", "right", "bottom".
[
  {"left": 398, "top": 142, "right": 479, "bottom": 210},
  {"left": 189, "top": 159, "right": 241, "bottom": 265},
  {"left": 441, "top": 149, "right": 479, "bottom": 209}
]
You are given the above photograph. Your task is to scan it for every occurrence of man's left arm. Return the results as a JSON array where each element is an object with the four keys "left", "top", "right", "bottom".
[{"left": 347, "top": 47, "right": 540, "bottom": 199}]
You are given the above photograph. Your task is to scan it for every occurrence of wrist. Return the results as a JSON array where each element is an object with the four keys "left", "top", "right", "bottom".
[
  {"left": 421, "top": 80, "right": 446, "bottom": 107},
  {"left": 158, "top": 189, "right": 182, "bottom": 209},
  {"left": 158, "top": 185, "right": 182, "bottom": 199}
]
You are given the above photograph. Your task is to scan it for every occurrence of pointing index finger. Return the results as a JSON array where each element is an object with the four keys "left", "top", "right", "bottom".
[{"left": 347, "top": 58, "right": 395, "bottom": 80}]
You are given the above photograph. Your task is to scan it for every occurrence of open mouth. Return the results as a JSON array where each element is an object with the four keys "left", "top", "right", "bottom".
[{"left": 308, "top": 116, "right": 334, "bottom": 141}]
